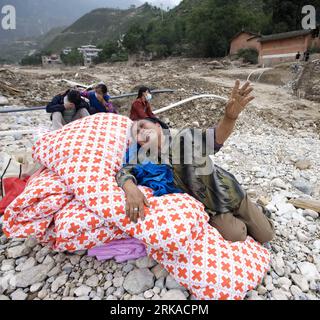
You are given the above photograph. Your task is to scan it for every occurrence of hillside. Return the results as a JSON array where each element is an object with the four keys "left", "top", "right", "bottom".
[
  {"left": 45, "top": 4, "right": 163, "bottom": 53},
  {"left": 0, "top": 0, "right": 143, "bottom": 43}
]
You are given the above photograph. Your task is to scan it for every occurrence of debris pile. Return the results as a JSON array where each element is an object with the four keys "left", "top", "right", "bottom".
[
  {"left": 295, "top": 59, "right": 320, "bottom": 102},
  {"left": 0, "top": 58, "right": 319, "bottom": 301}
]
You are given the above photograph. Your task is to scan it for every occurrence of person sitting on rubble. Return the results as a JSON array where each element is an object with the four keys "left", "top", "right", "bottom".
[
  {"left": 116, "top": 80, "right": 275, "bottom": 244},
  {"left": 81, "top": 83, "right": 117, "bottom": 114},
  {"left": 130, "top": 86, "right": 156, "bottom": 121},
  {"left": 46, "top": 89, "right": 90, "bottom": 131}
]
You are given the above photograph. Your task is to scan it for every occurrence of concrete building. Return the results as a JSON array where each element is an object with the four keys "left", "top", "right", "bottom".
[
  {"left": 41, "top": 54, "right": 62, "bottom": 67},
  {"left": 230, "top": 28, "right": 320, "bottom": 66},
  {"left": 77, "top": 45, "right": 102, "bottom": 65},
  {"left": 62, "top": 47, "right": 72, "bottom": 55}
]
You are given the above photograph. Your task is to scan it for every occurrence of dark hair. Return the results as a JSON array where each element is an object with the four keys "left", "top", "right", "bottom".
[
  {"left": 145, "top": 117, "right": 170, "bottom": 130},
  {"left": 138, "top": 86, "right": 150, "bottom": 98},
  {"left": 96, "top": 83, "right": 108, "bottom": 94},
  {"left": 67, "top": 90, "right": 82, "bottom": 105}
]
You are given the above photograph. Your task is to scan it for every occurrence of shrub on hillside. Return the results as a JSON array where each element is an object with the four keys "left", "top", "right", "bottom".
[{"left": 237, "top": 48, "right": 259, "bottom": 64}]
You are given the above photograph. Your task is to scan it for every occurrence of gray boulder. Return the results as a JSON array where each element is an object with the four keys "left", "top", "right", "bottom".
[{"left": 123, "top": 268, "right": 155, "bottom": 295}]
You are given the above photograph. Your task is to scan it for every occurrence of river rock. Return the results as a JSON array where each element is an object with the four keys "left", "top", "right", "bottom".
[
  {"left": 122, "top": 264, "right": 134, "bottom": 273},
  {"left": 6, "top": 244, "right": 31, "bottom": 259},
  {"left": 291, "top": 274, "right": 309, "bottom": 292},
  {"left": 103, "top": 280, "right": 112, "bottom": 290},
  {"left": 271, "top": 178, "right": 288, "bottom": 189},
  {"left": 74, "top": 285, "right": 92, "bottom": 297},
  {"left": 277, "top": 277, "right": 292, "bottom": 288},
  {"left": 271, "top": 256, "right": 285, "bottom": 277},
  {"left": 15, "top": 263, "right": 54, "bottom": 288},
  {"left": 113, "top": 287, "right": 125, "bottom": 298},
  {"left": 165, "top": 275, "right": 185, "bottom": 290},
  {"left": 275, "top": 202, "right": 296, "bottom": 215},
  {"left": 151, "top": 264, "right": 168, "bottom": 279},
  {"left": 113, "top": 277, "right": 124, "bottom": 288},
  {"left": 290, "top": 285, "right": 303, "bottom": 297},
  {"left": 123, "top": 268, "right": 155, "bottom": 295},
  {"left": 1, "top": 259, "right": 15, "bottom": 272},
  {"left": 47, "top": 266, "right": 61, "bottom": 277},
  {"left": 161, "top": 289, "right": 186, "bottom": 300},
  {"left": 144, "top": 289, "right": 154, "bottom": 299},
  {"left": 296, "top": 231, "right": 309, "bottom": 242},
  {"left": 42, "top": 255, "right": 54, "bottom": 265},
  {"left": 155, "top": 277, "right": 165, "bottom": 289},
  {"left": 135, "top": 257, "right": 158, "bottom": 269},
  {"left": 292, "top": 178, "right": 312, "bottom": 195},
  {"left": 0, "top": 96, "right": 9, "bottom": 106},
  {"left": 314, "top": 240, "right": 320, "bottom": 251},
  {"left": 16, "top": 257, "right": 37, "bottom": 271},
  {"left": 70, "top": 255, "right": 81, "bottom": 265},
  {"left": 297, "top": 262, "right": 320, "bottom": 281},
  {"left": 30, "top": 282, "right": 43, "bottom": 293},
  {"left": 24, "top": 237, "right": 38, "bottom": 249},
  {"left": 271, "top": 289, "right": 288, "bottom": 300},
  {"left": 302, "top": 209, "right": 319, "bottom": 219},
  {"left": 85, "top": 275, "right": 99, "bottom": 287},
  {"left": 10, "top": 289, "right": 28, "bottom": 300},
  {"left": 35, "top": 247, "right": 51, "bottom": 263},
  {"left": 295, "top": 159, "right": 312, "bottom": 170},
  {"left": 51, "top": 274, "right": 68, "bottom": 293}
]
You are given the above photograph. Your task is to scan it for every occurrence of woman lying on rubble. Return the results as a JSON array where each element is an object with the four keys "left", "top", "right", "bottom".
[{"left": 116, "top": 80, "right": 275, "bottom": 244}]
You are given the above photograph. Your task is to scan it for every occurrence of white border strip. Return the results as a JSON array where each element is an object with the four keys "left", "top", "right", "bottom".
[{"left": 262, "top": 53, "right": 297, "bottom": 59}]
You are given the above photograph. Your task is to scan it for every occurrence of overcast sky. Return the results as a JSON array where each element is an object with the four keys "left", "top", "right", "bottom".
[{"left": 147, "top": 0, "right": 182, "bottom": 8}]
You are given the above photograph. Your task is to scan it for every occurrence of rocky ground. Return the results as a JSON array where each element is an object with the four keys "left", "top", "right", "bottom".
[{"left": 0, "top": 58, "right": 320, "bottom": 300}]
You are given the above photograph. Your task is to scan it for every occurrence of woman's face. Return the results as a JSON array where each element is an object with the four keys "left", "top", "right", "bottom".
[
  {"left": 142, "top": 90, "right": 150, "bottom": 99},
  {"left": 131, "top": 120, "right": 162, "bottom": 150},
  {"left": 95, "top": 87, "right": 105, "bottom": 96}
]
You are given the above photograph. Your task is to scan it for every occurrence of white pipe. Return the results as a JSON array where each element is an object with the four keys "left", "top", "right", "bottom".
[
  {"left": 0, "top": 95, "right": 229, "bottom": 137},
  {"left": 247, "top": 70, "right": 257, "bottom": 82},
  {"left": 257, "top": 69, "right": 267, "bottom": 82},
  {"left": 247, "top": 68, "right": 272, "bottom": 82},
  {"left": 61, "top": 79, "right": 91, "bottom": 89},
  {"left": 154, "top": 94, "right": 228, "bottom": 115}
]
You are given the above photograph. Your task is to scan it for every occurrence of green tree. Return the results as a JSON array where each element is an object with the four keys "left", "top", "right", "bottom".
[
  {"left": 268, "top": 0, "right": 320, "bottom": 33},
  {"left": 94, "top": 41, "right": 120, "bottom": 63},
  {"left": 20, "top": 54, "right": 42, "bottom": 66},
  {"left": 60, "top": 48, "right": 84, "bottom": 66},
  {"left": 123, "top": 24, "right": 147, "bottom": 53},
  {"left": 20, "top": 50, "right": 52, "bottom": 66},
  {"left": 185, "top": 0, "right": 271, "bottom": 57}
]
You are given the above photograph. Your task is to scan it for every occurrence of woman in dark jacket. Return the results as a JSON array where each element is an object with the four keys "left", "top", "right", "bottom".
[{"left": 46, "top": 89, "right": 90, "bottom": 130}]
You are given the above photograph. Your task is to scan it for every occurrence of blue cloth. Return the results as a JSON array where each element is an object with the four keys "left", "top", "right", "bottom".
[
  {"left": 124, "top": 143, "right": 141, "bottom": 165},
  {"left": 87, "top": 91, "right": 111, "bottom": 113},
  {"left": 132, "top": 162, "right": 182, "bottom": 197}
]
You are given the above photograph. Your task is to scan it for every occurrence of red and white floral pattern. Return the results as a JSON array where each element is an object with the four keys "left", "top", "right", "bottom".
[{"left": 3, "top": 113, "right": 270, "bottom": 300}]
